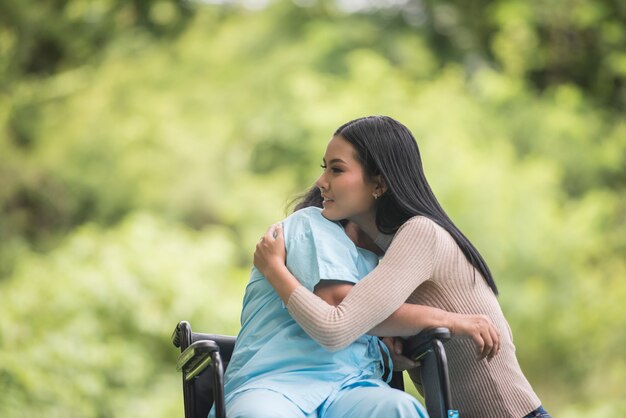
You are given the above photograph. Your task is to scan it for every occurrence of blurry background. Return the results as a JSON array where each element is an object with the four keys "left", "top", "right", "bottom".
[{"left": 0, "top": 0, "right": 625, "bottom": 416}]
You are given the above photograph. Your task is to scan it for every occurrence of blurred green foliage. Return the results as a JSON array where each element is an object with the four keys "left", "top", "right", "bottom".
[{"left": 1, "top": 0, "right": 625, "bottom": 416}]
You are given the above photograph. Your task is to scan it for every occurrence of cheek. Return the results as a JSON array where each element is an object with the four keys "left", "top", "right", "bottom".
[
  {"left": 343, "top": 179, "right": 373, "bottom": 207},
  {"left": 331, "top": 171, "right": 372, "bottom": 204}
]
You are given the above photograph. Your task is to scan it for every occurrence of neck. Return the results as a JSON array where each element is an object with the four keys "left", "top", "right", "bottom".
[
  {"left": 350, "top": 214, "right": 379, "bottom": 243},
  {"left": 350, "top": 212, "right": 396, "bottom": 253}
]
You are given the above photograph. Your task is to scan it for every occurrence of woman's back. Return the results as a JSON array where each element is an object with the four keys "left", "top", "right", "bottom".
[{"left": 406, "top": 218, "right": 540, "bottom": 417}]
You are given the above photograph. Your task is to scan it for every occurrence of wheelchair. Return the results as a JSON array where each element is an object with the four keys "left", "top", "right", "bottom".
[{"left": 172, "top": 320, "right": 458, "bottom": 418}]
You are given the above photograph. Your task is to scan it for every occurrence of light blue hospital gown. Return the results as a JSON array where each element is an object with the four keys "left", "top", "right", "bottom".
[{"left": 210, "top": 207, "right": 427, "bottom": 418}]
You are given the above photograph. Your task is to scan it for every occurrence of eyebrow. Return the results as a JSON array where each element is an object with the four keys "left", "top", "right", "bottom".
[{"left": 322, "top": 158, "right": 347, "bottom": 164}]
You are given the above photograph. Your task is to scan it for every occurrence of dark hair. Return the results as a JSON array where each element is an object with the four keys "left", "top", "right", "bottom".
[{"left": 295, "top": 115, "right": 498, "bottom": 295}]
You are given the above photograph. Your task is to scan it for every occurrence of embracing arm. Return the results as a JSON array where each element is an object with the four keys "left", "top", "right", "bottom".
[
  {"left": 257, "top": 220, "right": 499, "bottom": 357},
  {"left": 314, "top": 280, "right": 499, "bottom": 359},
  {"left": 313, "top": 280, "right": 453, "bottom": 337},
  {"left": 256, "top": 217, "right": 439, "bottom": 350}
]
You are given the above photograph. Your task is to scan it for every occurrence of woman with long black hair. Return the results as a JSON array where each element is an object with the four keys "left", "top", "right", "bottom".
[{"left": 255, "top": 115, "right": 549, "bottom": 418}]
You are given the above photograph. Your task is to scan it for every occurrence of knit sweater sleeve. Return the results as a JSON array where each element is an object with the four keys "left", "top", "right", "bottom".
[{"left": 286, "top": 216, "right": 438, "bottom": 351}]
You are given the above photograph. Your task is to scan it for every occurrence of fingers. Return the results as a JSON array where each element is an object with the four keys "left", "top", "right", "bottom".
[
  {"left": 380, "top": 337, "right": 417, "bottom": 371},
  {"left": 464, "top": 315, "right": 492, "bottom": 361},
  {"left": 487, "top": 324, "right": 500, "bottom": 361},
  {"left": 274, "top": 223, "right": 284, "bottom": 244},
  {"left": 394, "top": 338, "right": 404, "bottom": 355},
  {"left": 381, "top": 336, "right": 404, "bottom": 355},
  {"left": 253, "top": 243, "right": 262, "bottom": 269},
  {"left": 393, "top": 355, "right": 419, "bottom": 371},
  {"left": 478, "top": 316, "right": 500, "bottom": 361},
  {"left": 263, "top": 223, "right": 284, "bottom": 243},
  {"left": 264, "top": 224, "right": 277, "bottom": 241},
  {"left": 480, "top": 323, "right": 493, "bottom": 361},
  {"left": 381, "top": 336, "right": 394, "bottom": 351},
  {"left": 381, "top": 337, "right": 418, "bottom": 371},
  {"left": 474, "top": 315, "right": 501, "bottom": 361},
  {"left": 254, "top": 224, "right": 276, "bottom": 271},
  {"left": 450, "top": 313, "right": 502, "bottom": 362},
  {"left": 470, "top": 333, "right": 485, "bottom": 359}
]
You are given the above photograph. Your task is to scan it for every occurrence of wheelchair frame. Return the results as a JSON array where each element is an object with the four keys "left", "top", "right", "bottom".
[{"left": 172, "top": 320, "right": 458, "bottom": 418}]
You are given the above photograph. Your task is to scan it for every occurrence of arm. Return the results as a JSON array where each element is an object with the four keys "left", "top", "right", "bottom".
[
  {"left": 255, "top": 218, "right": 438, "bottom": 350},
  {"left": 256, "top": 219, "right": 499, "bottom": 356},
  {"left": 288, "top": 267, "right": 500, "bottom": 359},
  {"left": 314, "top": 280, "right": 451, "bottom": 336}
]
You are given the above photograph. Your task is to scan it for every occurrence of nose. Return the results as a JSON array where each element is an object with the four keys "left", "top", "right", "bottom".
[{"left": 315, "top": 171, "right": 328, "bottom": 192}]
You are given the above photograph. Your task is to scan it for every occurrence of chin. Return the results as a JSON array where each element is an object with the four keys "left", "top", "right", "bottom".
[{"left": 321, "top": 208, "right": 342, "bottom": 221}]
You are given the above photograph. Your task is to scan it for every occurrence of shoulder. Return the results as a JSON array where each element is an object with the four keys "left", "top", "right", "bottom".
[
  {"left": 388, "top": 216, "right": 443, "bottom": 261},
  {"left": 285, "top": 206, "right": 323, "bottom": 223},
  {"left": 396, "top": 215, "right": 441, "bottom": 238},
  {"left": 283, "top": 207, "right": 345, "bottom": 241},
  {"left": 283, "top": 206, "right": 324, "bottom": 231}
]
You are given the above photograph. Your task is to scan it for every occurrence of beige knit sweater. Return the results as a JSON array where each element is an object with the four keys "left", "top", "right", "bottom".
[{"left": 286, "top": 216, "right": 542, "bottom": 418}]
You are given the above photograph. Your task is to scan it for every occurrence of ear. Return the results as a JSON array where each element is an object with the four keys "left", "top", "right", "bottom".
[{"left": 373, "top": 175, "right": 388, "bottom": 195}]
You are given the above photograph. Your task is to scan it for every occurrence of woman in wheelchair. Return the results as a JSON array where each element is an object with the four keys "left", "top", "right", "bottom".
[
  {"left": 213, "top": 126, "right": 502, "bottom": 418},
  {"left": 254, "top": 116, "right": 550, "bottom": 418}
]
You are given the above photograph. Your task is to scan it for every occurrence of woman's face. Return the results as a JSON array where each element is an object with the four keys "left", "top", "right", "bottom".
[{"left": 316, "top": 135, "right": 379, "bottom": 224}]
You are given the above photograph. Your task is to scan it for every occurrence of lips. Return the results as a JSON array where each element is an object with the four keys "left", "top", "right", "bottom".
[{"left": 321, "top": 195, "right": 334, "bottom": 207}]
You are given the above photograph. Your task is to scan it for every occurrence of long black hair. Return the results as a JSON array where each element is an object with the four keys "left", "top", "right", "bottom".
[{"left": 295, "top": 115, "right": 498, "bottom": 295}]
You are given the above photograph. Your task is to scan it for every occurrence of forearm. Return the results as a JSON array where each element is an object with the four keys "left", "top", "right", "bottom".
[
  {"left": 368, "top": 303, "right": 451, "bottom": 337},
  {"left": 285, "top": 255, "right": 424, "bottom": 351},
  {"left": 264, "top": 264, "right": 301, "bottom": 304},
  {"left": 285, "top": 218, "right": 438, "bottom": 351}
]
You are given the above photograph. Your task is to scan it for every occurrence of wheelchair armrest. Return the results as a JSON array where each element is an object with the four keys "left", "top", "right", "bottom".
[
  {"left": 177, "top": 340, "right": 220, "bottom": 381},
  {"left": 402, "top": 327, "right": 451, "bottom": 361},
  {"left": 192, "top": 334, "right": 236, "bottom": 359}
]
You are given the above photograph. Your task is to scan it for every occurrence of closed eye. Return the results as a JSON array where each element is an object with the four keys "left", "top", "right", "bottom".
[{"left": 320, "top": 164, "right": 343, "bottom": 174}]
